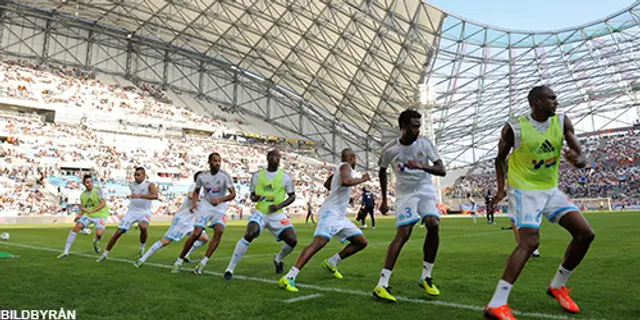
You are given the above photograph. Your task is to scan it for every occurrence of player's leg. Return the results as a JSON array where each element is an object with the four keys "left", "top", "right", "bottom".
[
  {"left": 93, "top": 218, "right": 106, "bottom": 253},
  {"left": 136, "top": 237, "right": 172, "bottom": 267},
  {"left": 185, "top": 230, "right": 209, "bottom": 262},
  {"left": 420, "top": 214, "right": 441, "bottom": 296},
  {"left": 368, "top": 207, "right": 375, "bottom": 229},
  {"left": 321, "top": 217, "right": 367, "bottom": 279},
  {"left": 544, "top": 192, "right": 595, "bottom": 313},
  {"left": 172, "top": 226, "right": 204, "bottom": 273},
  {"left": 373, "top": 224, "right": 413, "bottom": 302},
  {"left": 58, "top": 220, "right": 85, "bottom": 258},
  {"left": 272, "top": 214, "right": 296, "bottom": 274},
  {"left": 98, "top": 213, "right": 135, "bottom": 262},
  {"left": 224, "top": 213, "right": 263, "bottom": 279},
  {"left": 279, "top": 235, "right": 329, "bottom": 292},
  {"left": 485, "top": 189, "right": 543, "bottom": 319},
  {"left": 194, "top": 223, "right": 225, "bottom": 275},
  {"left": 138, "top": 217, "right": 150, "bottom": 256}
]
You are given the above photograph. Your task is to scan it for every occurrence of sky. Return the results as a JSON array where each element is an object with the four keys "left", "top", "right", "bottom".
[{"left": 427, "top": 0, "right": 635, "bottom": 31}]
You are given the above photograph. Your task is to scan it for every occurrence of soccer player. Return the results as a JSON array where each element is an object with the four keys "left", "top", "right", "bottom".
[
  {"left": 223, "top": 149, "right": 297, "bottom": 280},
  {"left": 305, "top": 196, "right": 315, "bottom": 224},
  {"left": 372, "top": 109, "right": 446, "bottom": 302},
  {"left": 468, "top": 193, "right": 478, "bottom": 223},
  {"left": 278, "top": 149, "right": 370, "bottom": 292},
  {"left": 174, "top": 152, "right": 236, "bottom": 274},
  {"left": 360, "top": 187, "right": 376, "bottom": 229},
  {"left": 57, "top": 175, "right": 110, "bottom": 258},
  {"left": 484, "top": 86, "right": 595, "bottom": 319},
  {"left": 134, "top": 171, "right": 209, "bottom": 268},
  {"left": 485, "top": 189, "right": 495, "bottom": 224},
  {"left": 97, "top": 167, "right": 158, "bottom": 262}
]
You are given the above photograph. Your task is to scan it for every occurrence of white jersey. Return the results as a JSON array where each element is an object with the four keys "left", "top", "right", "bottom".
[
  {"left": 128, "top": 181, "right": 152, "bottom": 213},
  {"left": 319, "top": 162, "right": 355, "bottom": 217},
  {"left": 379, "top": 137, "right": 440, "bottom": 197},
  {"left": 196, "top": 170, "right": 234, "bottom": 212},
  {"left": 174, "top": 183, "right": 199, "bottom": 221}
]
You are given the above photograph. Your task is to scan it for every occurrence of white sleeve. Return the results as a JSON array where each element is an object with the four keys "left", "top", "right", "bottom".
[
  {"left": 423, "top": 139, "right": 440, "bottom": 162},
  {"left": 378, "top": 140, "right": 396, "bottom": 169},
  {"left": 223, "top": 172, "right": 234, "bottom": 190},
  {"left": 283, "top": 173, "right": 295, "bottom": 194},
  {"left": 249, "top": 172, "right": 259, "bottom": 193}
]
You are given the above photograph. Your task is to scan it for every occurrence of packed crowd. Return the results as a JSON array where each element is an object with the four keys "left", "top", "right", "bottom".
[{"left": 445, "top": 132, "right": 640, "bottom": 207}]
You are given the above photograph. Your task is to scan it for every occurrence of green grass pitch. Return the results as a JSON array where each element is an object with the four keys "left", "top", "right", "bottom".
[{"left": 0, "top": 212, "right": 638, "bottom": 320}]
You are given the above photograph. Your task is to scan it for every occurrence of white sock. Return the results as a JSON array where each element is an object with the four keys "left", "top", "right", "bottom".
[
  {"left": 377, "top": 268, "right": 392, "bottom": 288},
  {"left": 421, "top": 261, "right": 434, "bottom": 279},
  {"left": 533, "top": 249, "right": 540, "bottom": 255},
  {"left": 175, "top": 258, "right": 184, "bottom": 266},
  {"left": 327, "top": 253, "right": 342, "bottom": 267},
  {"left": 140, "top": 243, "right": 146, "bottom": 251},
  {"left": 186, "top": 240, "right": 206, "bottom": 258},
  {"left": 140, "top": 241, "right": 163, "bottom": 262},
  {"left": 472, "top": 215, "right": 477, "bottom": 223},
  {"left": 274, "top": 243, "right": 295, "bottom": 263},
  {"left": 63, "top": 231, "right": 77, "bottom": 254},
  {"left": 226, "top": 238, "right": 250, "bottom": 273},
  {"left": 549, "top": 265, "right": 573, "bottom": 289},
  {"left": 102, "top": 250, "right": 110, "bottom": 258},
  {"left": 200, "top": 256, "right": 210, "bottom": 266},
  {"left": 488, "top": 280, "right": 513, "bottom": 308},
  {"left": 93, "top": 236, "right": 100, "bottom": 244},
  {"left": 285, "top": 267, "right": 300, "bottom": 281}
]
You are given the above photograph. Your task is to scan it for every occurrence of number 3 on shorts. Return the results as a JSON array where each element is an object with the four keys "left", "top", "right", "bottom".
[{"left": 400, "top": 207, "right": 411, "bottom": 221}]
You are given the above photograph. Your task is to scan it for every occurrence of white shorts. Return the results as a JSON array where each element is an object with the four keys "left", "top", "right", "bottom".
[
  {"left": 77, "top": 216, "right": 106, "bottom": 230},
  {"left": 248, "top": 210, "right": 293, "bottom": 241},
  {"left": 314, "top": 211, "right": 362, "bottom": 243},
  {"left": 194, "top": 202, "right": 227, "bottom": 229},
  {"left": 164, "top": 217, "right": 207, "bottom": 242},
  {"left": 118, "top": 210, "right": 151, "bottom": 231},
  {"left": 508, "top": 186, "right": 579, "bottom": 229},
  {"left": 395, "top": 193, "right": 439, "bottom": 227}
]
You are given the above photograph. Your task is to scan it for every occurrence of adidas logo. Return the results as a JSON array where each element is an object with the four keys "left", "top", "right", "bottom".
[{"left": 537, "top": 139, "right": 555, "bottom": 154}]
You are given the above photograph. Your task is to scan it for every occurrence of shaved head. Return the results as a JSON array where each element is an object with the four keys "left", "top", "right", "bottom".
[{"left": 341, "top": 148, "right": 354, "bottom": 161}]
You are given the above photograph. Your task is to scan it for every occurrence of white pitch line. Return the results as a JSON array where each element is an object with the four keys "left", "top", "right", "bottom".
[
  {"left": 282, "top": 293, "right": 323, "bottom": 303},
  {"left": 0, "top": 242, "right": 606, "bottom": 320}
]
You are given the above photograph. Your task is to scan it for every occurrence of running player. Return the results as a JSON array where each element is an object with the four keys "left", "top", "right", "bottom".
[
  {"left": 223, "top": 149, "right": 297, "bottom": 280},
  {"left": 134, "top": 171, "right": 209, "bottom": 267},
  {"left": 468, "top": 193, "right": 478, "bottom": 223},
  {"left": 484, "top": 86, "right": 595, "bottom": 319},
  {"left": 97, "top": 167, "right": 158, "bottom": 262},
  {"left": 57, "top": 175, "right": 110, "bottom": 258},
  {"left": 278, "top": 149, "right": 370, "bottom": 292},
  {"left": 173, "top": 152, "right": 236, "bottom": 274},
  {"left": 372, "top": 109, "right": 447, "bottom": 302}
]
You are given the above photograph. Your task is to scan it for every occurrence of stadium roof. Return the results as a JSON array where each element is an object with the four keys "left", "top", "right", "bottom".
[{"left": 4, "top": 0, "right": 640, "bottom": 169}]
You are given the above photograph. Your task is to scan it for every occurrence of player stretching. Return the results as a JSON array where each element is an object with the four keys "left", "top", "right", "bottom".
[
  {"left": 173, "top": 153, "right": 235, "bottom": 274},
  {"left": 279, "top": 149, "right": 370, "bottom": 292},
  {"left": 134, "top": 171, "right": 209, "bottom": 267},
  {"left": 484, "top": 86, "right": 595, "bottom": 319},
  {"left": 373, "top": 109, "right": 446, "bottom": 302},
  {"left": 97, "top": 167, "right": 158, "bottom": 262},
  {"left": 57, "top": 175, "right": 110, "bottom": 258},
  {"left": 223, "top": 149, "right": 297, "bottom": 280}
]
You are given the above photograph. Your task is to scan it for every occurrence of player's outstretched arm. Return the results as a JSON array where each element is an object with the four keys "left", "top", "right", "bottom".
[{"left": 563, "top": 116, "right": 586, "bottom": 168}]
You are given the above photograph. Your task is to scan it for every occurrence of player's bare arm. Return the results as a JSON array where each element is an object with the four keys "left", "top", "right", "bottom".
[
  {"left": 489, "top": 124, "right": 514, "bottom": 213},
  {"left": 563, "top": 116, "right": 586, "bottom": 168},
  {"left": 270, "top": 191, "right": 296, "bottom": 213},
  {"left": 405, "top": 159, "right": 446, "bottom": 177},
  {"left": 378, "top": 167, "right": 389, "bottom": 214},
  {"left": 212, "top": 186, "right": 236, "bottom": 206},
  {"left": 190, "top": 187, "right": 201, "bottom": 212},
  {"left": 323, "top": 174, "right": 333, "bottom": 190},
  {"left": 339, "top": 164, "right": 370, "bottom": 187}
]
